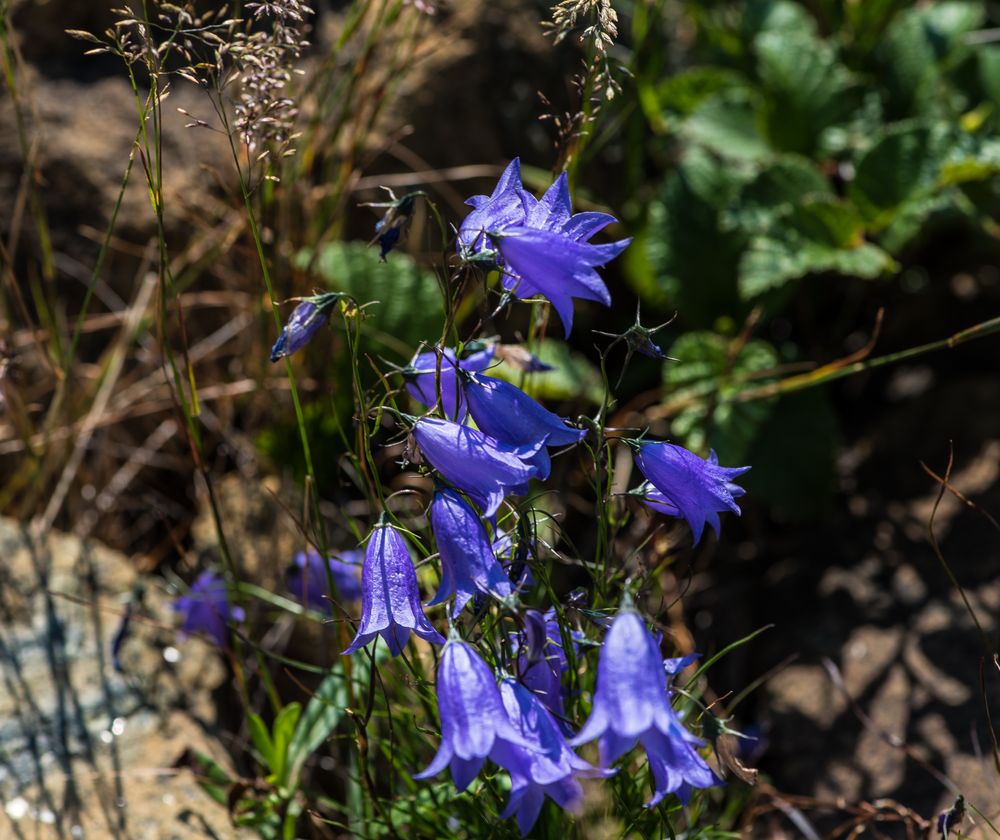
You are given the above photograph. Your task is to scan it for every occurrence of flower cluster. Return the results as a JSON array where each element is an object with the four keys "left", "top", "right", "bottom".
[{"left": 174, "top": 160, "right": 753, "bottom": 832}]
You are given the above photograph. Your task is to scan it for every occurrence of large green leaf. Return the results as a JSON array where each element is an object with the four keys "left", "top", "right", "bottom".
[
  {"left": 754, "top": 30, "right": 855, "bottom": 156},
  {"left": 681, "top": 89, "right": 772, "bottom": 161},
  {"left": 646, "top": 148, "right": 750, "bottom": 323},
  {"left": 738, "top": 197, "right": 896, "bottom": 299},
  {"left": 848, "top": 124, "right": 940, "bottom": 225},
  {"left": 297, "top": 242, "right": 445, "bottom": 361},
  {"left": 723, "top": 154, "right": 832, "bottom": 232}
]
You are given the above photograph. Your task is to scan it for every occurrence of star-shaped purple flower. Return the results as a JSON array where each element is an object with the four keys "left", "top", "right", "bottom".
[
  {"left": 411, "top": 418, "right": 542, "bottom": 517},
  {"left": 633, "top": 442, "right": 750, "bottom": 544}
]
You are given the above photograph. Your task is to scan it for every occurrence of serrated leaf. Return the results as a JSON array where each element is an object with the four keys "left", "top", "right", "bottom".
[
  {"left": 296, "top": 243, "right": 444, "bottom": 361},
  {"left": 682, "top": 90, "right": 772, "bottom": 161},
  {"left": 754, "top": 30, "right": 855, "bottom": 155},
  {"left": 723, "top": 155, "right": 832, "bottom": 232},
  {"left": 848, "top": 124, "right": 939, "bottom": 225},
  {"left": 656, "top": 67, "right": 749, "bottom": 116},
  {"left": 646, "top": 149, "right": 750, "bottom": 323}
]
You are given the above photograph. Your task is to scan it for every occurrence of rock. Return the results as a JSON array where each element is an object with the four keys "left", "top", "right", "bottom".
[{"left": 0, "top": 517, "right": 250, "bottom": 839}]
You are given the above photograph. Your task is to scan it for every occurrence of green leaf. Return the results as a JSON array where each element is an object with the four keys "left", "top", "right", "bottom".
[
  {"left": 848, "top": 124, "right": 939, "bottom": 224},
  {"left": 249, "top": 713, "right": 276, "bottom": 772},
  {"left": 723, "top": 155, "right": 832, "bottom": 232},
  {"left": 646, "top": 149, "right": 750, "bottom": 323},
  {"left": 296, "top": 242, "right": 444, "bottom": 361},
  {"left": 187, "top": 750, "right": 233, "bottom": 807},
  {"left": 486, "top": 338, "right": 603, "bottom": 404},
  {"left": 738, "top": 197, "right": 896, "bottom": 299},
  {"left": 664, "top": 331, "right": 780, "bottom": 463},
  {"left": 754, "top": 29, "right": 854, "bottom": 156},
  {"left": 656, "top": 66, "right": 748, "bottom": 117},
  {"left": 682, "top": 89, "right": 771, "bottom": 161},
  {"left": 271, "top": 702, "right": 302, "bottom": 787},
  {"left": 285, "top": 665, "right": 350, "bottom": 788}
]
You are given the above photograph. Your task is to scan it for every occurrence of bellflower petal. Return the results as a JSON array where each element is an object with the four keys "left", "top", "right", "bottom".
[
  {"left": 571, "top": 609, "right": 721, "bottom": 806},
  {"left": 412, "top": 418, "right": 542, "bottom": 517},
  {"left": 465, "top": 374, "right": 587, "bottom": 466},
  {"left": 497, "top": 228, "right": 631, "bottom": 336},
  {"left": 512, "top": 609, "right": 578, "bottom": 722},
  {"left": 270, "top": 301, "right": 328, "bottom": 362},
  {"left": 491, "top": 678, "right": 612, "bottom": 835},
  {"left": 343, "top": 525, "right": 445, "bottom": 656},
  {"left": 173, "top": 571, "right": 245, "bottom": 648},
  {"left": 414, "top": 640, "right": 532, "bottom": 790},
  {"left": 457, "top": 159, "right": 526, "bottom": 257},
  {"left": 286, "top": 549, "right": 363, "bottom": 612},
  {"left": 634, "top": 442, "right": 750, "bottom": 544},
  {"left": 428, "top": 488, "right": 514, "bottom": 616}
]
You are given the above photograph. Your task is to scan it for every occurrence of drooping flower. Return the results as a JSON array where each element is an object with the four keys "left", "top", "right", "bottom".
[
  {"left": 173, "top": 570, "right": 245, "bottom": 648},
  {"left": 411, "top": 418, "right": 542, "bottom": 517},
  {"left": 368, "top": 190, "right": 422, "bottom": 260},
  {"left": 428, "top": 488, "right": 514, "bottom": 616},
  {"left": 513, "top": 609, "right": 577, "bottom": 722},
  {"left": 632, "top": 481, "right": 679, "bottom": 517},
  {"left": 343, "top": 524, "right": 445, "bottom": 656},
  {"left": 571, "top": 609, "right": 721, "bottom": 807},
  {"left": 270, "top": 292, "right": 350, "bottom": 363},
  {"left": 491, "top": 678, "right": 613, "bottom": 835},
  {"left": 463, "top": 373, "right": 586, "bottom": 480},
  {"left": 403, "top": 345, "right": 495, "bottom": 420},
  {"left": 632, "top": 442, "right": 750, "bottom": 544},
  {"left": 414, "top": 640, "right": 531, "bottom": 790},
  {"left": 286, "top": 548, "right": 363, "bottom": 612}
]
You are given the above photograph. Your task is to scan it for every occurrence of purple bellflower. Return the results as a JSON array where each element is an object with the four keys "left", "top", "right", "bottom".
[
  {"left": 173, "top": 570, "right": 245, "bottom": 648},
  {"left": 427, "top": 488, "right": 515, "bottom": 616},
  {"left": 414, "top": 640, "right": 531, "bottom": 790},
  {"left": 458, "top": 163, "right": 631, "bottom": 336},
  {"left": 633, "top": 441, "right": 750, "bottom": 544},
  {"left": 411, "top": 418, "right": 542, "bottom": 517},
  {"left": 492, "top": 678, "right": 612, "bottom": 835},
  {"left": 270, "top": 292, "right": 349, "bottom": 363},
  {"left": 463, "top": 373, "right": 586, "bottom": 481},
  {"left": 286, "top": 549, "right": 363, "bottom": 613},
  {"left": 403, "top": 345, "right": 494, "bottom": 421},
  {"left": 571, "top": 609, "right": 720, "bottom": 807},
  {"left": 343, "top": 524, "right": 445, "bottom": 656},
  {"left": 514, "top": 608, "right": 577, "bottom": 722}
]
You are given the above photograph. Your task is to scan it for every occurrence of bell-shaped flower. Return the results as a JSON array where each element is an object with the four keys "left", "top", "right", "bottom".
[
  {"left": 457, "top": 158, "right": 527, "bottom": 259},
  {"left": 270, "top": 292, "right": 350, "bottom": 362},
  {"left": 464, "top": 373, "right": 586, "bottom": 479},
  {"left": 414, "top": 640, "right": 531, "bottom": 790},
  {"left": 513, "top": 608, "right": 576, "bottom": 722},
  {"left": 633, "top": 442, "right": 750, "bottom": 544},
  {"left": 428, "top": 488, "right": 514, "bottom": 616},
  {"left": 571, "top": 609, "right": 721, "bottom": 806},
  {"left": 492, "top": 678, "right": 612, "bottom": 835},
  {"left": 286, "top": 548, "right": 363, "bottom": 613},
  {"left": 173, "top": 570, "right": 245, "bottom": 648},
  {"left": 403, "top": 345, "right": 494, "bottom": 420},
  {"left": 343, "top": 524, "right": 445, "bottom": 656},
  {"left": 412, "top": 418, "right": 542, "bottom": 517}
]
